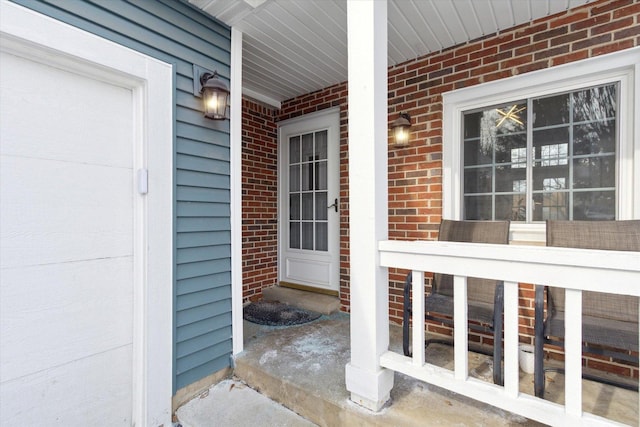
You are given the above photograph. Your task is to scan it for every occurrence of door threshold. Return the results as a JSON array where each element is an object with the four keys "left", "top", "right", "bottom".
[
  {"left": 264, "top": 285, "right": 340, "bottom": 315},
  {"left": 279, "top": 281, "right": 338, "bottom": 297}
]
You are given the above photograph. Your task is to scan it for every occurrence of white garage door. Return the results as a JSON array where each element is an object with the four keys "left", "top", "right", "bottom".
[
  {"left": 0, "top": 49, "right": 137, "bottom": 423},
  {"left": 1, "top": 5, "right": 173, "bottom": 425}
]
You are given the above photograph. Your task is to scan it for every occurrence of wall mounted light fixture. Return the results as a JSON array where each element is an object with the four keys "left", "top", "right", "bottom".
[
  {"left": 193, "top": 65, "right": 230, "bottom": 120},
  {"left": 391, "top": 112, "right": 411, "bottom": 148}
]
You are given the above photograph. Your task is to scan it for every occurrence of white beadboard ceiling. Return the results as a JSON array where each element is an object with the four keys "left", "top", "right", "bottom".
[{"left": 190, "top": 0, "right": 595, "bottom": 107}]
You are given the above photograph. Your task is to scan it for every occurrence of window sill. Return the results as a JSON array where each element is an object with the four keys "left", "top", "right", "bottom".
[{"left": 509, "top": 223, "right": 545, "bottom": 246}]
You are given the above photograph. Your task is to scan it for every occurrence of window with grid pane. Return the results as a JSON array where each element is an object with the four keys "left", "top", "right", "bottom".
[{"left": 462, "top": 83, "right": 618, "bottom": 222}]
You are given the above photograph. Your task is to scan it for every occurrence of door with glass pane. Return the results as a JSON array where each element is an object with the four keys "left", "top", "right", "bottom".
[{"left": 278, "top": 109, "right": 340, "bottom": 293}]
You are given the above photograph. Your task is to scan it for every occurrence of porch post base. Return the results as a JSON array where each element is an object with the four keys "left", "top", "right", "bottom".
[{"left": 345, "top": 362, "right": 394, "bottom": 412}]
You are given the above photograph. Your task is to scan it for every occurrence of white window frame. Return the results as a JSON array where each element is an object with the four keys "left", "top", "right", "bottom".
[{"left": 443, "top": 47, "right": 639, "bottom": 243}]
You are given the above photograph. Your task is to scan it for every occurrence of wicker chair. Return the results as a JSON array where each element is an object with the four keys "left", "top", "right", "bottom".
[
  {"left": 534, "top": 220, "right": 640, "bottom": 398},
  {"left": 402, "top": 219, "right": 510, "bottom": 386}
]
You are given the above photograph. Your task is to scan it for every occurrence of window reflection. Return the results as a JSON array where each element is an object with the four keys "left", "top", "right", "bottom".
[
  {"left": 540, "top": 144, "right": 568, "bottom": 167},
  {"left": 511, "top": 148, "right": 526, "bottom": 169}
]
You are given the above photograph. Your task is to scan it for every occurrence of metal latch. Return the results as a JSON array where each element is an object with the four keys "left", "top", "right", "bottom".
[{"left": 137, "top": 169, "right": 148, "bottom": 195}]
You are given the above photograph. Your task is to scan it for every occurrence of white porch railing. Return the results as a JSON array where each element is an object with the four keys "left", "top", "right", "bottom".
[{"left": 378, "top": 240, "right": 640, "bottom": 427}]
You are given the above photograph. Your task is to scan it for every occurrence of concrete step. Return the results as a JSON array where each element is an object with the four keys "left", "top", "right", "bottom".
[
  {"left": 235, "top": 316, "right": 541, "bottom": 427},
  {"left": 262, "top": 286, "right": 340, "bottom": 315},
  {"left": 235, "top": 316, "right": 380, "bottom": 427}
]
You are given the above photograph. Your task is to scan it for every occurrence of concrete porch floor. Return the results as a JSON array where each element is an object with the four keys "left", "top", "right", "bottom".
[{"left": 179, "top": 312, "right": 638, "bottom": 426}]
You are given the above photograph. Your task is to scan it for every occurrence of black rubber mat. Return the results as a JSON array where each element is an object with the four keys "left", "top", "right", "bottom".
[{"left": 243, "top": 300, "right": 321, "bottom": 326}]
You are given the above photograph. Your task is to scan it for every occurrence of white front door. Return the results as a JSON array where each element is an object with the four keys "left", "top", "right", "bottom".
[
  {"left": 0, "top": 3, "right": 172, "bottom": 425},
  {"left": 278, "top": 108, "right": 340, "bottom": 293}
]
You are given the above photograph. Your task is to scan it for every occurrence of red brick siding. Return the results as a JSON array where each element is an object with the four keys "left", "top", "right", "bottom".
[
  {"left": 241, "top": 99, "right": 279, "bottom": 302},
  {"left": 241, "top": 0, "right": 639, "bottom": 377}
]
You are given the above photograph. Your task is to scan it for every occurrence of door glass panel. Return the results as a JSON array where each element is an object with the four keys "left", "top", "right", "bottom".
[
  {"left": 288, "top": 130, "right": 330, "bottom": 252},
  {"left": 315, "top": 131, "right": 327, "bottom": 159},
  {"left": 301, "top": 222, "right": 313, "bottom": 250},
  {"left": 289, "top": 136, "right": 300, "bottom": 163},
  {"left": 315, "top": 192, "right": 327, "bottom": 221},
  {"left": 315, "top": 223, "right": 328, "bottom": 251},
  {"left": 302, "top": 163, "right": 312, "bottom": 191},
  {"left": 289, "top": 164, "right": 300, "bottom": 192},
  {"left": 290, "top": 194, "right": 300, "bottom": 220},
  {"left": 315, "top": 161, "right": 327, "bottom": 190},
  {"left": 290, "top": 222, "right": 300, "bottom": 249},
  {"left": 302, "top": 134, "right": 314, "bottom": 161},
  {"left": 302, "top": 193, "right": 313, "bottom": 220}
]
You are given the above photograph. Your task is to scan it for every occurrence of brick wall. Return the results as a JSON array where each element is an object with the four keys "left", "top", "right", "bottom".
[
  {"left": 241, "top": 99, "right": 279, "bottom": 302},
  {"left": 241, "top": 0, "right": 639, "bottom": 377}
]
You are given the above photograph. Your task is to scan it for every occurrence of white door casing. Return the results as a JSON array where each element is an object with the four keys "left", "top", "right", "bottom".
[
  {"left": 0, "top": 2, "right": 172, "bottom": 425},
  {"left": 278, "top": 108, "right": 340, "bottom": 292}
]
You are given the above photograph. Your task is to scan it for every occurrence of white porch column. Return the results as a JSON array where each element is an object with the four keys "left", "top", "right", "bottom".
[
  {"left": 344, "top": 0, "right": 394, "bottom": 412},
  {"left": 230, "top": 27, "right": 244, "bottom": 356}
]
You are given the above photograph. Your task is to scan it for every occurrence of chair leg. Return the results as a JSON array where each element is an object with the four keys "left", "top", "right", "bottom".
[
  {"left": 402, "top": 272, "right": 412, "bottom": 357},
  {"left": 534, "top": 285, "right": 545, "bottom": 398},
  {"left": 493, "top": 282, "right": 504, "bottom": 386}
]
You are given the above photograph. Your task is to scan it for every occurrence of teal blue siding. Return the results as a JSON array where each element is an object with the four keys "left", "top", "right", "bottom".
[{"left": 12, "top": 0, "right": 233, "bottom": 392}]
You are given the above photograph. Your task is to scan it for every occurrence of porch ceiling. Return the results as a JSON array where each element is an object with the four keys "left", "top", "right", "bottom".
[{"left": 189, "top": 0, "right": 596, "bottom": 106}]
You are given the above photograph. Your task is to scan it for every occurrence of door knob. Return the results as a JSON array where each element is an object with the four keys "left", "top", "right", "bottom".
[{"left": 327, "top": 198, "right": 338, "bottom": 212}]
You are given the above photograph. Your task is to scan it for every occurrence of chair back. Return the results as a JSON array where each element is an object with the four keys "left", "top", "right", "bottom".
[
  {"left": 546, "top": 220, "right": 640, "bottom": 323},
  {"left": 435, "top": 220, "right": 510, "bottom": 305}
]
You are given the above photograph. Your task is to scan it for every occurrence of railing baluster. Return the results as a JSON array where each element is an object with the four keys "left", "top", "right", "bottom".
[
  {"left": 564, "top": 288, "right": 583, "bottom": 417},
  {"left": 411, "top": 270, "right": 425, "bottom": 366},
  {"left": 453, "top": 275, "right": 468, "bottom": 381},
  {"left": 503, "top": 281, "right": 519, "bottom": 397}
]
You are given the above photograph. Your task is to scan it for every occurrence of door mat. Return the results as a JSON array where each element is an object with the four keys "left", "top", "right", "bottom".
[{"left": 243, "top": 300, "right": 322, "bottom": 326}]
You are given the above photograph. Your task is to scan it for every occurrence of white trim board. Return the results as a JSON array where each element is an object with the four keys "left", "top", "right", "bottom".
[
  {"left": 230, "top": 27, "right": 244, "bottom": 356},
  {"left": 0, "top": 2, "right": 173, "bottom": 425}
]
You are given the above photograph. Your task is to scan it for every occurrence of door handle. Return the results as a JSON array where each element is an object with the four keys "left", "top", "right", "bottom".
[{"left": 327, "top": 198, "right": 338, "bottom": 212}]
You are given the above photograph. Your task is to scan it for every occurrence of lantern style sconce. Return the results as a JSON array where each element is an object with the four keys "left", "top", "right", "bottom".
[
  {"left": 193, "top": 65, "right": 230, "bottom": 120},
  {"left": 391, "top": 112, "right": 411, "bottom": 148}
]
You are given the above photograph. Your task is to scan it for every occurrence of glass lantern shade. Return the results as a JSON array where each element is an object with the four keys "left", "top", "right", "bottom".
[
  {"left": 200, "top": 73, "right": 229, "bottom": 120},
  {"left": 391, "top": 113, "right": 411, "bottom": 147}
]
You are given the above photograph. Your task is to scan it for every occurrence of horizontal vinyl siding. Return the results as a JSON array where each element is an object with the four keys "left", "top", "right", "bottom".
[{"left": 12, "top": 0, "right": 233, "bottom": 393}]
